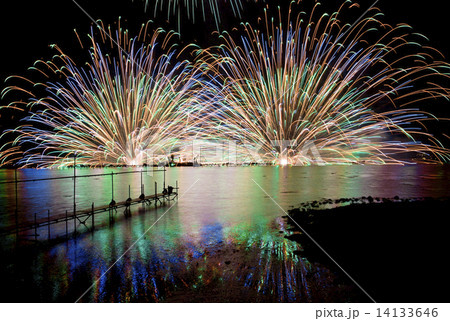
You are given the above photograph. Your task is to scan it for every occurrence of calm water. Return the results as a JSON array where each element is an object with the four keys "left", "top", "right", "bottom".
[{"left": 0, "top": 165, "right": 449, "bottom": 302}]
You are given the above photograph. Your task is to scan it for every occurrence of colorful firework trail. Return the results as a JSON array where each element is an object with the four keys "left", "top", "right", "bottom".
[
  {"left": 1, "top": 1, "right": 450, "bottom": 167},
  {"left": 199, "top": 1, "right": 450, "bottom": 165},
  {"left": 141, "top": 0, "right": 259, "bottom": 31},
  {"left": 0, "top": 21, "right": 205, "bottom": 167}
]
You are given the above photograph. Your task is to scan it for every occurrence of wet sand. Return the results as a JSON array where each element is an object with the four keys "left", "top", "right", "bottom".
[{"left": 283, "top": 197, "right": 450, "bottom": 302}]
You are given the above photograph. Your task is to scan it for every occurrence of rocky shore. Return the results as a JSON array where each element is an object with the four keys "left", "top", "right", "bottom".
[{"left": 284, "top": 196, "right": 450, "bottom": 303}]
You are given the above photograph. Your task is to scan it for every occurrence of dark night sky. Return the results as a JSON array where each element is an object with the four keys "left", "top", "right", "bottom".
[
  {"left": 1, "top": 1, "right": 449, "bottom": 81},
  {"left": 0, "top": 0, "right": 449, "bottom": 129}
]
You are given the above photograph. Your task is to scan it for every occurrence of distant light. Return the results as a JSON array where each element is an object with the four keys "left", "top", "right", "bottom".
[{"left": 280, "top": 158, "right": 288, "bottom": 166}]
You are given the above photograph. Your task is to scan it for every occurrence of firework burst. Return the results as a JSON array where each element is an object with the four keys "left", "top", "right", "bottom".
[
  {"left": 141, "top": 0, "right": 260, "bottom": 31},
  {"left": 0, "top": 21, "right": 205, "bottom": 167},
  {"left": 199, "top": 1, "right": 450, "bottom": 165}
]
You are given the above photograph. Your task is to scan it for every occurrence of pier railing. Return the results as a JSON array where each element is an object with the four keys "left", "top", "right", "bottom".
[{"left": 0, "top": 167, "right": 178, "bottom": 241}]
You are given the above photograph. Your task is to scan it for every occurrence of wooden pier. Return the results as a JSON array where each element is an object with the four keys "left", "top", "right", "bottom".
[
  {"left": 0, "top": 167, "right": 178, "bottom": 241},
  {"left": 0, "top": 189, "right": 177, "bottom": 239}
]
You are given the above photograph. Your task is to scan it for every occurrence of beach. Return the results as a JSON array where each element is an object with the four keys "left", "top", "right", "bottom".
[{"left": 284, "top": 197, "right": 450, "bottom": 302}]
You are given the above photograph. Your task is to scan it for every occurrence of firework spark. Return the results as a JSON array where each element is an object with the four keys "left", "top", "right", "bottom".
[
  {"left": 0, "top": 21, "right": 205, "bottom": 167},
  {"left": 199, "top": 1, "right": 450, "bottom": 165},
  {"left": 141, "top": 0, "right": 259, "bottom": 31}
]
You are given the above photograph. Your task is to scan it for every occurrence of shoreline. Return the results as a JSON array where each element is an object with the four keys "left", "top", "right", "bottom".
[{"left": 283, "top": 196, "right": 450, "bottom": 302}]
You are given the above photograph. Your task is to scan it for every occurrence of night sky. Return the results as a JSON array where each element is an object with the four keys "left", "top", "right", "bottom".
[{"left": 0, "top": 0, "right": 449, "bottom": 139}]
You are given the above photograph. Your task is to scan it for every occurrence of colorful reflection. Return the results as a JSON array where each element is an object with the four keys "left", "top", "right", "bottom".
[{"left": 0, "top": 166, "right": 449, "bottom": 302}]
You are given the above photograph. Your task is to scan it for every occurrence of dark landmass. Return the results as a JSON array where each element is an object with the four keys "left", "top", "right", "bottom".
[{"left": 284, "top": 197, "right": 450, "bottom": 303}]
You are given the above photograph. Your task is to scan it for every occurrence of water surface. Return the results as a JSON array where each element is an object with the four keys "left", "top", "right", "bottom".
[{"left": 0, "top": 165, "right": 449, "bottom": 302}]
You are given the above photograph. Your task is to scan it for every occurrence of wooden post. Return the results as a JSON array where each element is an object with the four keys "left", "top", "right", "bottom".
[
  {"left": 92, "top": 202, "right": 95, "bottom": 232},
  {"left": 65, "top": 210, "right": 68, "bottom": 240},
  {"left": 140, "top": 170, "right": 143, "bottom": 195},
  {"left": 155, "top": 181, "right": 157, "bottom": 207},
  {"left": 47, "top": 210, "right": 51, "bottom": 240},
  {"left": 176, "top": 180, "right": 178, "bottom": 199},
  {"left": 111, "top": 172, "right": 114, "bottom": 201}
]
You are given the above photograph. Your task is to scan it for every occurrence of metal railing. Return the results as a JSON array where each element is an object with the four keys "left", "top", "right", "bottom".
[{"left": 0, "top": 166, "right": 176, "bottom": 240}]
